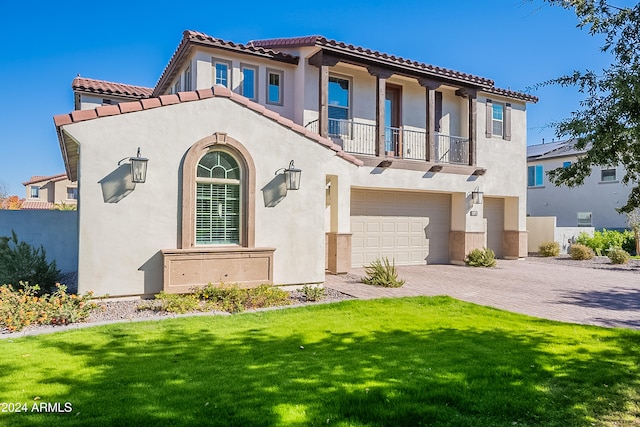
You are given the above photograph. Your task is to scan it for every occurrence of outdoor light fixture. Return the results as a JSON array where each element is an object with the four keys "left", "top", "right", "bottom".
[
  {"left": 118, "top": 147, "right": 149, "bottom": 183},
  {"left": 471, "top": 187, "right": 484, "bottom": 205},
  {"left": 277, "top": 160, "right": 302, "bottom": 190}
]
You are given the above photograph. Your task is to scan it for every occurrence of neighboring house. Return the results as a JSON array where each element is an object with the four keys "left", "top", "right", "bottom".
[
  {"left": 72, "top": 76, "right": 153, "bottom": 110},
  {"left": 527, "top": 140, "right": 631, "bottom": 229},
  {"left": 54, "top": 30, "right": 538, "bottom": 297},
  {"left": 21, "top": 173, "right": 78, "bottom": 210}
]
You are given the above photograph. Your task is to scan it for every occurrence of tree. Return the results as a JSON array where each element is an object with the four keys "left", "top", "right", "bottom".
[{"left": 540, "top": 0, "right": 640, "bottom": 212}]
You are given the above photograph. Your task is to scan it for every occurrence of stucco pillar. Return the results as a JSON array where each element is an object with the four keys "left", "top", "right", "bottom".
[
  {"left": 449, "top": 191, "right": 486, "bottom": 264},
  {"left": 326, "top": 174, "right": 351, "bottom": 274},
  {"left": 308, "top": 51, "right": 340, "bottom": 139},
  {"left": 418, "top": 78, "right": 441, "bottom": 162},
  {"left": 503, "top": 196, "right": 527, "bottom": 259},
  {"left": 367, "top": 66, "right": 394, "bottom": 157}
]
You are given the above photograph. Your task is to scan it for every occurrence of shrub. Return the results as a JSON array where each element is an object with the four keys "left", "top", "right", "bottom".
[
  {"left": 576, "top": 229, "right": 635, "bottom": 256},
  {"left": 151, "top": 284, "right": 292, "bottom": 314},
  {"left": 301, "top": 284, "right": 326, "bottom": 302},
  {"left": 0, "top": 282, "right": 96, "bottom": 332},
  {"left": 570, "top": 244, "right": 595, "bottom": 260},
  {"left": 608, "top": 247, "right": 631, "bottom": 264},
  {"left": 0, "top": 231, "right": 61, "bottom": 295},
  {"left": 538, "top": 241, "right": 560, "bottom": 257},
  {"left": 155, "top": 292, "right": 200, "bottom": 314},
  {"left": 464, "top": 248, "right": 497, "bottom": 267},
  {"left": 361, "top": 258, "right": 405, "bottom": 287}
]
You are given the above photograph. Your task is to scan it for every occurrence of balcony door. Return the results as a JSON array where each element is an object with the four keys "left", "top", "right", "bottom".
[{"left": 385, "top": 85, "right": 402, "bottom": 156}]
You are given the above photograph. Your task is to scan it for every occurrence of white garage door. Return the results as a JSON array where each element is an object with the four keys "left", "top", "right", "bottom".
[
  {"left": 484, "top": 197, "right": 504, "bottom": 258},
  {"left": 351, "top": 190, "right": 451, "bottom": 267}
]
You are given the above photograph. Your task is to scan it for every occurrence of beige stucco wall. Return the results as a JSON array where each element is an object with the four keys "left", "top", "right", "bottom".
[
  {"left": 526, "top": 216, "right": 556, "bottom": 252},
  {"left": 62, "top": 97, "right": 355, "bottom": 297}
]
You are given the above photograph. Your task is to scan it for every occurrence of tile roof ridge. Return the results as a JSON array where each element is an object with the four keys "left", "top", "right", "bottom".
[
  {"left": 54, "top": 86, "right": 363, "bottom": 167},
  {"left": 72, "top": 76, "right": 154, "bottom": 98},
  {"left": 22, "top": 173, "right": 68, "bottom": 186}
]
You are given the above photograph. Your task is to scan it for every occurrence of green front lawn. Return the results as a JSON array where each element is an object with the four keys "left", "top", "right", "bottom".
[{"left": 1, "top": 297, "right": 639, "bottom": 426}]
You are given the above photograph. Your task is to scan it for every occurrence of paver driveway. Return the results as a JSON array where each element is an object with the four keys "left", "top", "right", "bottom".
[{"left": 325, "top": 258, "right": 640, "bottom": 330}]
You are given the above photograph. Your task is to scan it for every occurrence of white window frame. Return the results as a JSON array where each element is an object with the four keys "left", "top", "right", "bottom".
[
  {"left": 66, "top": 187, "right": 78, "bottom": 200},
  {"left": 577, "top": 212, "right": 592, "bottom": 227},
  {"left": 600, "top": 168, "right": 617, "bottom": 182},
  {"left": 266, "top": 68, "right": 284, "bottom": 105},
  {"left": 212, "top": 58, "right": 232, "bottom": 88},
  {"left": 240, "top": 64, "right": 258, "bottom": 101},
  {"left": 195, "top": 150, "right": 242, "bottom": 246},
  {"left": 30, "top": 186, "right": 39, "bottom": 199},
  {"left": 492, "top": 102, "right": 504, "bottom": 137},
  {"left": 173, "top": 80, "right": 181, "bottom": 94}
]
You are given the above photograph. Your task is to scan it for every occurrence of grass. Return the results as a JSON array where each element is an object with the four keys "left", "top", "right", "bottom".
[{"left": 1, "top": 297, "right": 639, "bottom": 426}]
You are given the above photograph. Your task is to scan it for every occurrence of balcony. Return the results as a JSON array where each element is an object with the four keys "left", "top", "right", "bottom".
[{"left": 306, "top": 119, "right": 469, "bottom": 165}]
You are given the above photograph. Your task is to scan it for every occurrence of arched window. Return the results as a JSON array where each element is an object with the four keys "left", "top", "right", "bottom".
[
  {"left": 180, "top": 133, "right": 256, "bottom": 249},
  {"left": 196, "top": 151, "right": 241, "bottom": 245}
]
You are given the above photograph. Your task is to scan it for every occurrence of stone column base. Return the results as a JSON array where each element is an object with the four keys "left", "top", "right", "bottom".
[
  {"left": 504, "top": 230, "right": 528, "bottom": 259},
  {"left": 326, "top": 232, "right": 352, "bottom": 274},
  {"left": 449, "top": 231, "right": 485, "bottom": 264}
]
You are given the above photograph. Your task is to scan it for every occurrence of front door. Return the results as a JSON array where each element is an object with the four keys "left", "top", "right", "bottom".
[{"left": 385, "top": 85, "right": 402, "bottom": 156}]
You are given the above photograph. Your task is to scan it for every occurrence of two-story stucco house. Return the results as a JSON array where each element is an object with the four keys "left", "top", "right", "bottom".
[
  {"left": 21, "top": 173, "right": 78, "bottom": 210},
  {"left": 54, "top": 30, "right": 538, "bottom": 298},
  {"left": 527, "top": 139, "right": 631, "bottom": 229}
]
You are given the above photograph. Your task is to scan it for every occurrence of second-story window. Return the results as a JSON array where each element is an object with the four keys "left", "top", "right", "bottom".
[
  {"left": 30, "top": 186, "right": 39, "bottom": 199},
  {"left": 601, "top": 168, "right": 617, "bottom": 182},
  {"left": 184, "top": 65, "right": 192, "bottom": 91},
  {"left": 67, "top": 187, "right": 78, "bottom": 200},
  {"left": 492, "top": 103, "right": 504, "bottom": 137},
  {"left": 267, "top": 69, "right": 283, "bottom": 105},
  {"left": 213, "top": 59, "right": 231, "bottom": 88},
  {"left": 241, "top": 65, "right": 257, "bottom": 101},
  {"left": 173, "top": 80, "right": 181, "bottom": 94},
  {"left": 328, "top": 76, "right": 350, "bottom": 121}
]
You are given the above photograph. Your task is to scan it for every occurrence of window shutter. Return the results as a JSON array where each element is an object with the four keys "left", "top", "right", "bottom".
[
  {"left": 504, "top": 103, "right": 512, "bottom": 141},
  {"left": 486, "top": 99, "right": 493, "bottom": 138},
  {"left": 435, "top": 91, "right": 443, "bottom": 132}
]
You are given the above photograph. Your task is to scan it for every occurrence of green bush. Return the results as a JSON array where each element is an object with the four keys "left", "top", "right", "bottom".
[
  {"left": 576, "top": 229, "right": 635, "bottom": 256},
  {"left": 0, "top": 282, "right": 97, "bottom": 332},
  {"left": 570, "top": 244, "right": 595, "bottom": 260},
  {"left": 151, "top": 283, "right": 292, "bottom": 314},
  {"left": 301, "top": 284, "right": 326, "bottom": 302},
  {"left": 464, "top": 248, "right": 497, "bottom": 267},
  {"left": 538, "top": 241, "right": 560, "bottom": 257},
  {"left": 362, "top": 257, "right": 405, "bottom": 287},
  {"left": 0, "top": 231, "right": 61, "bottom": 295},
  {"left": 608, "top": 247, "right": 631, "bottom": 264},
  {"left": 154, "top": 292, "right": 200, "bottom": 314}
]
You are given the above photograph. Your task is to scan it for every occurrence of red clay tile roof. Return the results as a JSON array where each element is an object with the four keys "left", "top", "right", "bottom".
[
  {"left": 54, "top": 86, "right": 364, "bottom": 180},
  {"left": 22, "top": 173, "right": 68, "bottom": 186},
  {"left": 21, "top": 201, "right": 54, "bottom": 210},
  {"left": 483, "top": 86, "right": 538, "bottom": 103},
  {"left": 250, "top": 35, "right": 538, "bottom": 102},
  {"left": 250, "top": 35, "right": 495, "bottom": 88},
  {"left": 72, "top": 77, "right": 153, "bottom": 99},
  {"left": 153, "top": 30, "right": 299, "bottom": 97}
]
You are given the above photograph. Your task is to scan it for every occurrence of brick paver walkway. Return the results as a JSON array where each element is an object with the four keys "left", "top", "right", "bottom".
[{"left": 325, "top": 259, "right": 640, "bottom": 330}]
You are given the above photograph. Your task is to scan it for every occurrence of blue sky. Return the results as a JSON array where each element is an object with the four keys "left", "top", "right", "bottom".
[{"left": 0, "top": 0, "right": 621, "bottom": 195}]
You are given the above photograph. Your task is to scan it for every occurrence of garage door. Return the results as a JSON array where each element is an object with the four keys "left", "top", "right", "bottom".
[
  {"left": 351, "top": 190, "right": 451, "bottom": 267},
  {"left": 484, "top": 197, "right": 504, "bottom": 258}
]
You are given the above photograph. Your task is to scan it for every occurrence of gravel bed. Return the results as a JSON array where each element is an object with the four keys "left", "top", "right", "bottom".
[
  {"left": 2, "top": 286, "right": 353, "bottom": 337},
  {"left": 526, "top": 254, "right": 640, "bottom": 273}
]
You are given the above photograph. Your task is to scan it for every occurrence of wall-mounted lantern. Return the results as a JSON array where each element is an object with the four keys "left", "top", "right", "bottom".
[
  {"left": 119, "top": 147, "right": 149, "bottom": 183},
  {"left": 281, "top": 160, "right": 301, "bottom": 190},
  {"left": 471, "top": 187, "right": 484, "bottom": 205}
]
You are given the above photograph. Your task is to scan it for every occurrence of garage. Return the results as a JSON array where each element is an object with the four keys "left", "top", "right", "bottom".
[
  {"left": 484, "top": 197, "right": 505, "bottom": 258},
  {"left": 350, "top": 189, "right": 451, "bottom": 267}
]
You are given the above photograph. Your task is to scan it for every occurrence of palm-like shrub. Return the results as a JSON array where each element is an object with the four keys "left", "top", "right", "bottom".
[{"left": 361, "top": 257, "right": 405, "bottom": 287}]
